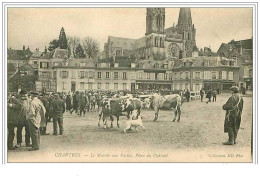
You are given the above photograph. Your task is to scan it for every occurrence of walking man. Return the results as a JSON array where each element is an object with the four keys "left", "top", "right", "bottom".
[
  {"left": 200, "top": 88, "right": 205, "bottom": 102},
  {"left": 222, "top": 86, "right": 244, "bottom": 145},
  {"left": 27, "top": 92, "right": 46, "bottom": 151},
  {"left": 51, "top": 94, "right": 65, "bottom": 135}
]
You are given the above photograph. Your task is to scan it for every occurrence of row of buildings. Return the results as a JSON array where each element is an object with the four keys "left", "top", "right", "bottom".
[{"left": 7, "top": 8, "right": 253, "bottom": 93}]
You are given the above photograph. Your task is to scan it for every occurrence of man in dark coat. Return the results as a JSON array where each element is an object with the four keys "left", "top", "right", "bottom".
[
  {"left": 212, "top": 88, "right": 217, "bottom": 102},
  {"left": 78, "top": 92, "right": 87, "bottom": 117},
  {"left": 222, "top": 86, "right": 244, "bottom": 145},
  {"left": 70, "top": 91, "right": 79, "bottom": 114},
  {"left": 206, "top": 90, "right": 212, "bottom": 104},
  {"left": 200, "top": 88, "right": 205, "bottom": 102},
  {"left": 65, "top": 94, "right": 72, "bottom": 111},
  {"left": 185, "top": 89, "right": 190, "bottom": 102},
  {"left": 7, "top": 94, "right": 21, "bottom": 150},
  {"left": 51, "top": 94, "right": 65, "bottom": 135}
]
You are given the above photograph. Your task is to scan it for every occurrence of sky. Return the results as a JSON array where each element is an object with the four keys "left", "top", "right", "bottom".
[{"left": 7, "top": 7, "right": 253, "bottom": 52}]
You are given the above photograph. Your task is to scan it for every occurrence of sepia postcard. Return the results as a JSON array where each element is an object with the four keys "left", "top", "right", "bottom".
[{"left": 4, "top": 3, "right": 256, "bottom": 163}]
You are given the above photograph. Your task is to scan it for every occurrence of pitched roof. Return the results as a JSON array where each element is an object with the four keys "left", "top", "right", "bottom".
[
  {"left": 31, "top": 50, "right": 44, "bottom": 58},
  {"left": 53, "top": 48, "right": 69, "bottom": 59},
  {"left": 40, "top": 50, "right": 55, "bottom": 59},
  {"left": 7, "top": 49, "right": 32, "bottom": 60},
  {"left": 108, "top": 36, "right": 136, "bottom": 50}
]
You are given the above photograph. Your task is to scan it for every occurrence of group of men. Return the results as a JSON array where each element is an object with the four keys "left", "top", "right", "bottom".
[{"left": 7, "top": 90, "right": 65, "bottom": 151}]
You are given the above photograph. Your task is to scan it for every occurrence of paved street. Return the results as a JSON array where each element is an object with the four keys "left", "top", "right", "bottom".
[{"left": 8, "top": 94, "right": 253, "bottom": 162}]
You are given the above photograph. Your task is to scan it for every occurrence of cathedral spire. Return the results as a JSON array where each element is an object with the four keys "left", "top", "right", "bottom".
[{"left": 177, "top": 8, "right": 192, "bottom": 32}]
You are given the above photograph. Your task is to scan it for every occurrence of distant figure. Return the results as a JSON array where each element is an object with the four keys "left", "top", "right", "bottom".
[
  {"left": 241, "top": 86, "right": 246, "bottom": 95},
  {"left": 51, "top": 94, "right": 65, "bottom": 135},
  {"left": 65, "top": 94, "right": 72, "bottom": 111},
  {"left": 222, "top": 86, "right": 243, "bottom": 145},
  {"left": 185, "top": 89, "right": 190, "bottom": 102},
  {"left": 200, "top": 88, "right": 205, "bottom": 102},
  {"left": 206, "top": 90, "right": 212, "bottom": 104},
  {"left": 212, "top": 88, "right": 218, "bottom": 102},
  {"left": 217, "top": 88, "right": 220, "bottom": 94}
]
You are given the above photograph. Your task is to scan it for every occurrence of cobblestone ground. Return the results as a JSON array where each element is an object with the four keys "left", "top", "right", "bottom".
[{"left": 8, "top": 93, "right": 253, "bottom": 162}]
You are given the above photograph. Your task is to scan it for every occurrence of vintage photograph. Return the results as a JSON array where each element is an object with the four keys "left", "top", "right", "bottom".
[{"left": 6, "top": 6, "right": 253, "bottom": 162}]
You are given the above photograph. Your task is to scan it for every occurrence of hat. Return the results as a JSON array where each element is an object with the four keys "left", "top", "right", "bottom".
[
  {"left": 20, "top": 90, "right": 28, "bottom": 95},
  {"left": 30, "top": 91, "right": 39, "bottom": 95},
  {"left": 53, "top": 93, "right": 59, "bottom": 98},
  {"left": 230, "top": 86, "right": 239, "bottom": 93}
]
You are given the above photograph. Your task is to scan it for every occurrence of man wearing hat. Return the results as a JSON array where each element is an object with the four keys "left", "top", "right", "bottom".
[
  {"left": 222, "top": 86, "right": 244, "bottom": 145},
  {"left": 38, "top": 93, "right": 50, "bottom": 135},
  {"left": 27, "top": 92, "right": 46, "bottom": 151},
  {"left": 51, "top": 93, "right": 65, "bottom": 135},
  {"left": 16, "top": 90, "right": 31, "bottom": 148}
]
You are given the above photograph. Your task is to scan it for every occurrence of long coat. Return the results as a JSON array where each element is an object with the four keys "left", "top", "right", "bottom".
[
  {"left": 17, "top": 98, "right": 31, "bottom": 127},
  {"left": 222, "top": 93, "right": 244, "bottom": 133},
  {"left": 28, "top": 97, "right": 46, "bottom": 128},
  {"left": 8, "top": 97, "right": 21, "bottom": 125}
]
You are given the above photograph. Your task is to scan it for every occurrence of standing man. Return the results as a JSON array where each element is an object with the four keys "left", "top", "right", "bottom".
[
  {"left": 212, "top": 88, "right": 218, "bottom": 102},
  {"left": 51, "top": 94, "right": 65, "bottom": 135},
  {"left": 185, "top": 89, "right": 190, "bottom": 102},
  {"left": 206, "top": 89, "right": 212, "bottom": 104},
  {"left": 16, "top": 90, "right": 31, "bottom": 148},
  {"left": 27, "top": 92, "right": 46, "bottom": 151},
  {"left": 222, "top": 86, "right": 244, "bottom": 145},
  {"left": 7, "top": 94, "right": 21, "bottom": 150},
  {"left": 200, "top": 88, "right": 205, "bottom": 102},
  {"left": 70, "top": 91, "right": 79, "bottom": 114},
  {"left": 38, "top": 93, "right": 50, "bottom": 135}
]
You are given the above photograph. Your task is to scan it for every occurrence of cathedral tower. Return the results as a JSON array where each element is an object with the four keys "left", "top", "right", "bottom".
[
  {"left": 177, "top": 8, "right": 196, "bottom": 56},
  {"left": 145, "top": 8, "right": 166, "bottom": 59}
]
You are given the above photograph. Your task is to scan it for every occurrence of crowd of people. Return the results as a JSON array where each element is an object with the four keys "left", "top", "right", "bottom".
[{"left": 7, "top": 85, "right": 245, "bottom": 151}]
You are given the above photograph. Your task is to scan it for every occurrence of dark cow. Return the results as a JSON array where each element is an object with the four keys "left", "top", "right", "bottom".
[
  {"left": 98, "top": 98, "right": 124, "bottom": 129},
  {"left": 150, "top": 94, "right": 182, "bottom": 122},
  {"left": 121, "top": 98, "right": 142, "bottom": 119}
]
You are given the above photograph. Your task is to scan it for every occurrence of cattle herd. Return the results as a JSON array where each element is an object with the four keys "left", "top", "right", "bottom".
[{"left": 97, "top": 93, "right": 183, "bottom": 133}]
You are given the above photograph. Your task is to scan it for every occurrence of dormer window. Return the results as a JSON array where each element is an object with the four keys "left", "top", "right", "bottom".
[{"left": 80, "top": 62, "right": 85, "bottom": 67}]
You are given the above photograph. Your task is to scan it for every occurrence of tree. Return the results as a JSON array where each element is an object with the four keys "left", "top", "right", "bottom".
[
  {"left": 74, "top": 44, "right": 86, "bottom": 58},
  {"left": 67, "top": 36, "right": 81, "bottom": 58},
  {"left": 48, "top": 39, "right": 59, "bottom": 52},
  {"left": 82, "top": 37, "right": 100, "bottom": 59},
  {"left": 58, "top": 27, "right": 68, "bottom": 49}
]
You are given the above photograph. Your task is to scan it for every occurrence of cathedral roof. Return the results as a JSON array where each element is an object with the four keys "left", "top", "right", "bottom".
[
  {"left": 177, "top": 8, "right": 192, "bottom": 32},
  {"left": 108, "top": 36, "right": 136, "bottom": 50}
]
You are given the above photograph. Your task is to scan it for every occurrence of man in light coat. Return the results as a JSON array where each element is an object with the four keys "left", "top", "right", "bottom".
[{"left": 27, "top": 92, "right": 46, "bottom": 151}]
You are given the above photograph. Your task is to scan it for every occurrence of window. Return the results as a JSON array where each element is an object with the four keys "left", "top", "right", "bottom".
[
  {"left": 106, "top": 83, "right": 109, "bottom": 90},
  {"left": 61, "top": 71, "right": 68, "bottom": 79},
  {"left": 80, "top": 71, "right": 85, "bottom": 79},
  {"left": 228, "top": 71, "right": 234, "bottom": 80},
  {"left": 114, "top": 72, "right": 118, "bottom": 79},
  {"left": 206, "top": 61, "right": 210, "bottom": 66},
  {"left": 138, "top": 73, "right": 143, "bottom": 79},
  {"left": 212, "top": 71, "right": 217, "bottom": 79},
  {"left": 175, "top": 73, "right": 178, "bottom": 79},
  {"left": 131, "top": 73, "right": 136, "bottom": 79},
  {"left": 180, "top": 72, "right": 183, "bottom": 79},
  {"left": 249, "top": 69, "right": 253, "bottom": 78},
  {"left": 89, "top": 71, "right": 94, "bottom": 78},
  {"left": 97, "top": 83, "right": 101, "bottom": 89},
  {"left": 164, "top": 73, "right": 168, "bottom": 80},
  {"left": 53, "top": 71, "right": 57, "bottom": 79},
  {"left": 222, "top": 71, "right": 227, "bottom": 80},
  {"left": 62, "top": 82, "right": 66, "bottom": 90},
  {"left": 185, "top": 72, "right": 189, "bottom": 79},
  {"left": 41, "top": 72, "right": 48, "bottom": 78},
  {"left": 80, "top": 82, "right": 84, "bottom": 89},
  {"left": 42, "top": 82, "right": 50, "bottom": 89},
  {"left": 123, "top": 83, "right": 127, "bottom": 90},
  {"left": 88, "top": 83, "right": 93, "bottom": 90},
  {"left": 123, "top": 72, "right": 127, "bottom": 79},
  {"left": 147, "top": 73, "right": 151, "bottom": 79},
  {"left": 40, "top": 62, "right": 49, "bottom": 68},
  {"left": 34, "top": 61, "right": 37, "bottom": 64},
  {"left": 114, "top": 83, "right": 118, "bottom": 90},
  {"left": 195, "top": 84, "right": 200, "bottom": 91},
  {"left": 106, "top": 72, "right": 110, "bottom": 79},
  {"left": 195, "top": 72, "right": 200, "bottom": 79},
  {"left": 97, "top": 72, "right": 101, "bottom": 79},
  {"left": 71, "top": 71, "right": 76, "bottom": 78}
]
